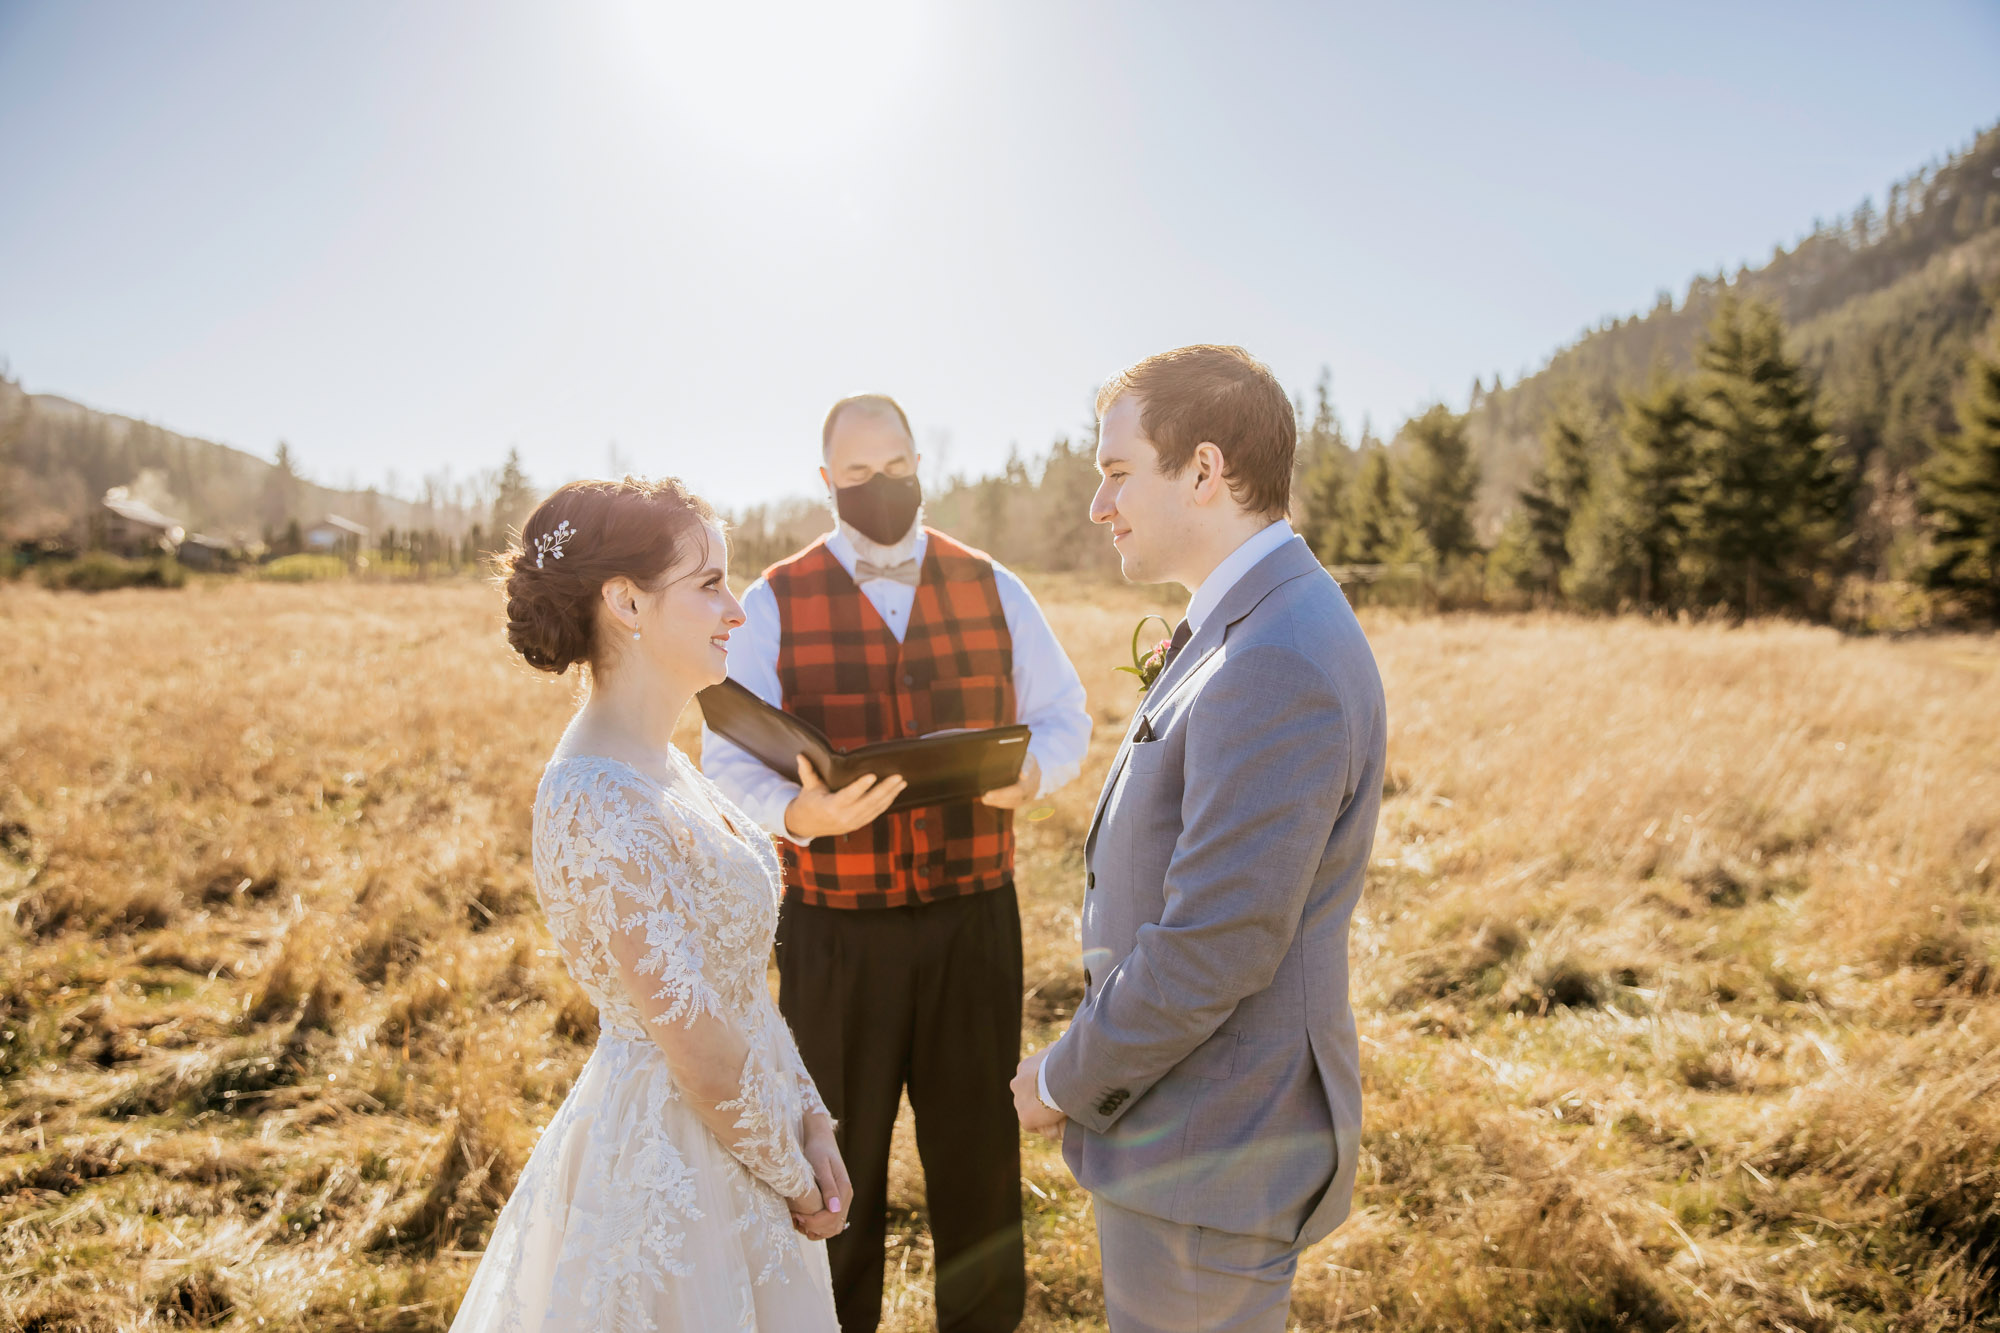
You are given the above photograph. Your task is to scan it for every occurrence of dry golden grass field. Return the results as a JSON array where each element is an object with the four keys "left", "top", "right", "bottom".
[{"left": 1, "top": 576, "right": 1997, "bottom": 1332}]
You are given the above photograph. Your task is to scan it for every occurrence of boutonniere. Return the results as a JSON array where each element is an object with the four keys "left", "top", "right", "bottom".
[{"left": 1114, "top": 614, "right": 1175, "bottom": 694}]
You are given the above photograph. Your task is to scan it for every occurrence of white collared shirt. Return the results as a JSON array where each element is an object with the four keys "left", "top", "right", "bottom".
[
  {"left": 1183, "top": 518, "right": 1296, "bottom": 638},
  {"left": 1035, "top": 517, "right": 1297, "bottom": 1116},
  {"left": 701, "top": 526, "right": 1093, "bottom": 844}
]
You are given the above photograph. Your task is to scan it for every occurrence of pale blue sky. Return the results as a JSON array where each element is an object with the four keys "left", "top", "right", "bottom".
[{"left": 1, "top": 1, "right": 1995, "bottom": 508}]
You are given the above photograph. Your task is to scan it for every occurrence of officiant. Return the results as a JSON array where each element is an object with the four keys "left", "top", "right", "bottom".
[{"left": 702, "top": 393, "right": 1092, "bottom": 1333}]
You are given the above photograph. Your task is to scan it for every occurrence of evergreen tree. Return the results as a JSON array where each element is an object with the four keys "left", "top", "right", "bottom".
[
  {"left": 1037, "top": 437, "right": 1110, "bottom": 573},
  {"left": 1342, "top": 442, "right": 1411, "bottom": 564},
  {"left": 491, "top": 447, "right": 536, "bottom": 550},
  {"left": 1613, "top": 370, "right": 1700, "bottom": 606},
  {"left": 1484, "top": 509, "right": 1540, "bottom": 602},
  {"left": 1396, "top": 405, "right": 1481, "bottom": 564},
  {"left": 1294, "top": 369, "right": 1352, "bottom": 562},
  {"left": 1682, "top": 297, "right": 1849, "bottom": 615},
  {"left": 1514, "top": 398, "right": 1596, "bottom": 599},
  {"left": 1919, "top": 322, "right": 2000, "bottom": 615},
  {"left": 1299, "top": 447, "right": 1351, "bottom": 563},
  {"left": 261, "top": 441, "right": 299, "bottom": 531},
  {"left": 1294, "top": 370, "right": 1344, "bottom": 472}
]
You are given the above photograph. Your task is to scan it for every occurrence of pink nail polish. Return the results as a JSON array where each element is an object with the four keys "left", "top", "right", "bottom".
[{"left": 829, "top": 1198, "right": 841, "bottom": 1212}]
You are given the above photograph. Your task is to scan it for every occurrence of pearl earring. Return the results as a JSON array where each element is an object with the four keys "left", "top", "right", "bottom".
[{"left": 632, "top": 630, "right": 642, "bottom": 641}]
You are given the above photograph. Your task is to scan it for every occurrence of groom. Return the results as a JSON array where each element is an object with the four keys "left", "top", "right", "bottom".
[{"left": 1011, "top": 345, "right": 1386, "bottom": 1331}]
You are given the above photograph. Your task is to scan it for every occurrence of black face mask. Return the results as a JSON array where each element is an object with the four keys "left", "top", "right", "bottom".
[{"left": 834, "top": 471, "right": 923, "bottom": 546}]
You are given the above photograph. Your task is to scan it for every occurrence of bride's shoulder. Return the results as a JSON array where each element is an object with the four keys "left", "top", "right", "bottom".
[{"left": 535, "top": 753, "right": 657, "bottom": 813}]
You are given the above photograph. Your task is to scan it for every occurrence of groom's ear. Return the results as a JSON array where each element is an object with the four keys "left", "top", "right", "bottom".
[{"left": 1189, "top": 441, "right": 1228, "bottom": 504}]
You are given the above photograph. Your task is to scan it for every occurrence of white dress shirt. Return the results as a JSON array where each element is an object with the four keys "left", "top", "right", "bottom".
[
  {"left": 701, "top": 525, "right": 1093, "bottom": 845},
  {"left": 1184, "top": 519, "right": 1296, "bottom": 637},
  {"left": 1036, "top": 517, "right": 1296, "bottom": 1115}
]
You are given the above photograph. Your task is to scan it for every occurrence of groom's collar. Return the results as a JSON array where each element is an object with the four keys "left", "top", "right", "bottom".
[
  {"left": 1185, "top": 520, "right": 1296, "bottom": 636},
  {"left": 1138, "top": 530, "right": 1319, "bottom": 714}
]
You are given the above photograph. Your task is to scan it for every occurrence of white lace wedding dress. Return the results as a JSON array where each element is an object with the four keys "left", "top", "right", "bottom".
[{"left": 449, "top": 746, "right": 839, "bottom": 1332}]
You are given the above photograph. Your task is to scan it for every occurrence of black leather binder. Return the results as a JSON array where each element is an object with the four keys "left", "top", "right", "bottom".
[{"left": 697, "top": 678, "right": 1031, "bottom": 815}]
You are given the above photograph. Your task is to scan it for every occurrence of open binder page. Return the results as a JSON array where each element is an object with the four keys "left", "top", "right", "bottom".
[{"left": 697, "top": 679, "right": 1030, "bottom": 815}]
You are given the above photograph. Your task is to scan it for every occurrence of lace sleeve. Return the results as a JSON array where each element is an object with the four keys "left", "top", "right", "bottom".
[
  {"left": 547, "top": 766, "right": 814, "bottom": 1202},
  {"left": 784, "top": 1034, "right": 830, "bottom": 1124}
]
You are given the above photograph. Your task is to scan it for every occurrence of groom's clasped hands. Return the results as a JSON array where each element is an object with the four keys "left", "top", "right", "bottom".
[{"left": 1010, "top": 1046, "right": 1065, "bottom": 1141}]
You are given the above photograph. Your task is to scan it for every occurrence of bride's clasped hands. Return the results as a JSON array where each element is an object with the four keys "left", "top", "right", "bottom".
[{"left": 789, "top": 1113, "right": 851, "bottom": 1241}]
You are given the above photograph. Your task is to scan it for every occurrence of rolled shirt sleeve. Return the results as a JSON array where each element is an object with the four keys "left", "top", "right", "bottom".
[
  {"left": 700, "top": 578, "right": 809, "bottom": 844},
  {"left": 989, "top": 560, "right": 1092, "bottom": 798}
]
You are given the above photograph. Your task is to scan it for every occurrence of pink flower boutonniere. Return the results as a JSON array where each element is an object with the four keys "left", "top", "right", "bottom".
[{"left": 1115, "top": 614, "right": 1175, "bottom": 694}]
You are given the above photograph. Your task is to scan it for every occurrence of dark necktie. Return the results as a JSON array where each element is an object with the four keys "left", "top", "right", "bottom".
[{"left": 1160, "top": 618, "right": 1193, "bottom": 673}]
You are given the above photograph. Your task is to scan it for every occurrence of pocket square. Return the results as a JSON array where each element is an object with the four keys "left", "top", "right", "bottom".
[{"left": 1132, "top": 715, "right": 1156, "bottom": 743}]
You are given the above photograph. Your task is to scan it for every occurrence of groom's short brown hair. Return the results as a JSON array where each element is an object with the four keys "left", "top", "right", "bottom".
[{"left": 1097, "top": 345, "right": 1295, "bottom": 518}]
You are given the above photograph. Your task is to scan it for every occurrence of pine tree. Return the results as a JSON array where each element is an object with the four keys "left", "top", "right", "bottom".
[
  {"left": 491, "top": 447, "right": 536, "bottom": 551},
  {"left": 1294, "top": 369, "right": 1352, "bottom": 562},
  {"left": 1037, "top": 437, "right": 1109, "bottom": 574},
  {"left": 1682, "top": 297, "right": 1849, "bottom": 615},
  {"left": 1919, "top": 322, "right": 2000, "bottom": 615},
  {"left": 1616, "top": 370, "right": 1700, "bottom": 606},
  {"left": 1396, "top": 405, "right": 1481, "bottom": 564},
  {"left": 261, "top": 441, "right": 299, "bottom": 531},
  {"left": 1343, "top": 442, "right": 1411, "bottom": 564},
  {"left": 1299, "top": 447, "right": 1351, "bottom": 563},
  {"left": 1515, "top": 397, "right": 1596, "bottom": 600}
]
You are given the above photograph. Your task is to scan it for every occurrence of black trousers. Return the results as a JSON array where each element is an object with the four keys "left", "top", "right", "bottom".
[{"left": 777, "top": 883, "right": 1026, "bottom": 1333}]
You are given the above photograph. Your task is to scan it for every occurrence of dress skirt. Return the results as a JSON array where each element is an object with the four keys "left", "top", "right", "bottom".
[{"left": 448, "top": 1031, "right": 839, "bottom": 1333}]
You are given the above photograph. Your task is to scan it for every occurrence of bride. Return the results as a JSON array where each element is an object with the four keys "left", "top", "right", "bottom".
[{"left": 451, "top": 477, "right": 845, "bottom": 1331}]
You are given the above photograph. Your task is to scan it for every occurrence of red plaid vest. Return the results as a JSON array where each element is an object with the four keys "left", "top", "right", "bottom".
[{"left": 768, "top": 529, "right": 1017, "bottom": 909}]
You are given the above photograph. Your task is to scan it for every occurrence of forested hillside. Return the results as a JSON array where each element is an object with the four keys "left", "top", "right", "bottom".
[
  {"left": 1466, "top": 122, "right": 2000, "bottom": 567},
  {"left": 1268, "top": 121, "right": 2000, "bottom": 624},
  {"left": 0, "top": 378, "right": 458, "bottom": 546}
]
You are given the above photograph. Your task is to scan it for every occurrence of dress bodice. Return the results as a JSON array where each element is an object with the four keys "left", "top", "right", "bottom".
[{"left": 532, "top": 748, "right": 785, "bottom": 1044}]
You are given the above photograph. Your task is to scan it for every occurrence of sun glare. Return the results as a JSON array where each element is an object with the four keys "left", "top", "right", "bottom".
[{"left": 606, "top": 0, "right": 933, "bottom": 160}]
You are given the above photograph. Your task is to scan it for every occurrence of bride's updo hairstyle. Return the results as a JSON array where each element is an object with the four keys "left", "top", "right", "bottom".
[{"left": 500, "top": 476, "right": 721, "bottom": 675}]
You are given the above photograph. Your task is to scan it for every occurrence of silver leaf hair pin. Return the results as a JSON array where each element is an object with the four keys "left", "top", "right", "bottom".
[{"left": 533, "top": 519, "right": 576, "bottom": 569}]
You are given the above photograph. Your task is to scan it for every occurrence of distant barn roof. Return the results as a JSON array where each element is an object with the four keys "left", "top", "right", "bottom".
[
  {"left": 101, "top": 488, "right": 182, "bottom": 531},
  {"left": 309, "top": 514, "right": 370, "bottom": 537}
]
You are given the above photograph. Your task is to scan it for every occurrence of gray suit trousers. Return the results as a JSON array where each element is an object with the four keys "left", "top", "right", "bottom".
[{"left": 1094, "top": 1195, "right": 1299, "bottom": 1333}]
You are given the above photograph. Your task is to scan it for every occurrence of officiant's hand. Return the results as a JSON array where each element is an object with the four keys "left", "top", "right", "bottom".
[
  {"left": 1011, "top": 1046, "right": 1066, "bottom": 1141},
  {"left": 784, "top": 758, "right": 906, "bottom": 841},
  {"left": 980, "top": 754, "right": 1041, "bottom": 810}
]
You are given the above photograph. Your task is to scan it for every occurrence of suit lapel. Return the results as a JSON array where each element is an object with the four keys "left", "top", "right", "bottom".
[{"left": 1084, "top": 536, "right": 1324, "bottom": 856}]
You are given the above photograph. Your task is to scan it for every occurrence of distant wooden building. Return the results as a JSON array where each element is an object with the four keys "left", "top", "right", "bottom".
[
  {"left": 303, "top": 515, "right": 369, "bottom": 556},
  {"left": 98, "top": 488, "right": 184, "bottom": 556},
  {"left": 175, "top": 534, "right": 245, "bottom": 570}
]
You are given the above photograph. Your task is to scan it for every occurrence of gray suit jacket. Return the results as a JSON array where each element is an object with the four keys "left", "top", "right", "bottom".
[{"left": 1042, "top": 535, "right": 1385, "bottom": 1246}]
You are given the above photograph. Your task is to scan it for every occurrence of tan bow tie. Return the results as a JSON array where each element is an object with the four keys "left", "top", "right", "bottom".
[{"left": 854, "top": 557, "right": 921, "bottom": 587}]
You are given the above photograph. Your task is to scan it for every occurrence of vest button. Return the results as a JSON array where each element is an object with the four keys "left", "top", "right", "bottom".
[
  {"left": 914, "top": 819, "right": 926, "bottom": 831},
  {"left": 1086, "top": 871, "right": 1096, "bottom": 890},
  {"left": 902, "top": 673, "right": 914, "bottom": 686}
]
